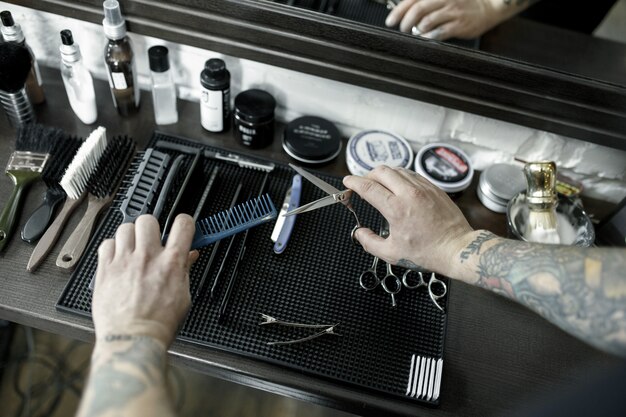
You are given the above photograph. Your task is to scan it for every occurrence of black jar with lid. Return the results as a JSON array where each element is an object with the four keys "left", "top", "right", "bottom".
[{"left": 233, "top": 89, "right": 276, "bottom": 149}]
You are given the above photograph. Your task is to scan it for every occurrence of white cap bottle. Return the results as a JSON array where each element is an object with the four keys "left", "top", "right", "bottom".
[{"left": 60, "top": 30, "right": 98, "bottom": 124}]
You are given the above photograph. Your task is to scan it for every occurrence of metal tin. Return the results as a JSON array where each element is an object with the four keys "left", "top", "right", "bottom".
[
  {"left": 282, "top": 116, "right": 342, "bottom": 164},
  {"left": 345, "top": 129, "right": 413, "bottom": 176},
  {"left": 414, "top": 142, "right": 473, "bottom": 194},
  {"left": 477, "top": 163, "right": 526, "bottom": 213}
]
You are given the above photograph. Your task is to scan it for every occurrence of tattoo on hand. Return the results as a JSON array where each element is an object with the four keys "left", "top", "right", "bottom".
[
  {"left": 397, "top": 259, "right": 428, "bottom": 272},
  {"left": 459, "top": 231, "right": 497, "bottom": 263}
]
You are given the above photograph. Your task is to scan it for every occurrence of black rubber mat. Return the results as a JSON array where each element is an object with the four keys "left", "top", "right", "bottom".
[{"left": 57, "top": 131, "right": 450, "bottom": 405}]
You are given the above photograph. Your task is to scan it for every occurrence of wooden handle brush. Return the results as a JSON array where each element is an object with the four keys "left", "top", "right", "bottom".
[
  {"left": 56, "top": 135, "right": 136, "bottom": 270},
  {"left": 27, "top": 126, "right": 108, "bottom": 272},
  {"left": 0, "top": 124, "right": 58, "bottom": 252}
]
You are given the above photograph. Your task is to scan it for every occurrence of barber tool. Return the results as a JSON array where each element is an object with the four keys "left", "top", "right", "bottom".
[
  {"left": 402, "top": 270, "right": 447, "bottom": 312},
  {"left": 185, "top": 193, "right": 276, "bottom": 250},
  {"left": 0, "top": 42, "right": 35, "bottom": 126},
  {"left": 0, "top": 124, "right": 55, "bottom": 252},
  {"left": 119, "top": 148, "right": 170, "bottom": 224},
  {"left": 154, "top": 139, "right": 275, "bottom": 172},
  {"left": 405, "top": 354, "right": 443, "bottom": 401},
  {"left": 21, "top": 133, "right": 82, "bottom": 244},
  {"left": 283, "top": 164, "right": 361, "bottom": 242},
  {"left": 56, "top": 136, "right": 136, "bottom": 270},
  {"left": 161, "top": 148, "right": 204, "bottom": 239},
  {"left": 27, "top": 127, "right": 108, "bottom": 272},
  {"left": 217, "top": 173, "right": 270, "bottom": 323},
  {"left": 259, "top": 313, "right": 340, "bottom": 346},
  {"left": 196, "top": 182, "right": 242, "bottom": 301},
  {"left": 359, "top": 219, "right": 402, "bottom": 307},
  {"left": 270, "top": 174, "right": 302, "bottom": 254},
  {"left": 152, "top": 154, "right": 184, "bottom": 220},
  {"left": 193, "top": 166, "right": 219, "bottom": 220}
]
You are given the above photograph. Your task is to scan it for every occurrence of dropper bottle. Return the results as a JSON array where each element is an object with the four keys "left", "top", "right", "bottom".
[
  {"left": 102, "top": 0, "right": 140, "bottom": 116},
  {"left": 60, "top": 30, "right": 98, "bottom": 124},
  {"left": 0, "top": 10, "right": 45, "bottom": 104}
]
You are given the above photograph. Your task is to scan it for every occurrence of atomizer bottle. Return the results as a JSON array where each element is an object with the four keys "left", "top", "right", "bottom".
[
  {"left": 102, "top": 0, "right": 140, "bottom": 116},
  {"left": 0, "top": 10, "right": 45, "bottom": 104},
  {"left": 148, "top": 46, "right": 177, "bottom": 125},
  {"left": 200, "top": 58, "right": 230, "bottom": 132},
  {"left": 60, "top": 30, "right": 97, "bottom": 124}
]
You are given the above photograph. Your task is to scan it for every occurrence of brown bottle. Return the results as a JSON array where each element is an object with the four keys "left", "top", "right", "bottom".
[{"left": 102, "top": 0, "right": 140, "bottom": 116}]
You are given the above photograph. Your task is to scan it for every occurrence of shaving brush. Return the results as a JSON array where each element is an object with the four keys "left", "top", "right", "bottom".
[
  {"left": 0, "top": 42, "right": 35, "bottom": 126},
  {"left": 523, "top": 161, "right": 560, "bottom": 244}
]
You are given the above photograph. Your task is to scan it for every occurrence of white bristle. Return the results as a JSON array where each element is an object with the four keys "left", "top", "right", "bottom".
[{"left": 60, "top": 126, "right": 108, "bottom": 199}]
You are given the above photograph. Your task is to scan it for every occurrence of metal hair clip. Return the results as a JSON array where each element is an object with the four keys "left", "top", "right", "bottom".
[{"left": 259, "top": 313, "right": 341, "bottom": 346}]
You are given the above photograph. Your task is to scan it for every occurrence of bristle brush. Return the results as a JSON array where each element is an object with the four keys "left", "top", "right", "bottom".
[
  {"left": 0, "top": 42, "right": 35, "bottom": 126},
  {"left": 27, "top": 126, "right": 108, "bottom": 272},
  {"left": 56, "top": 135, "right": 136, "bottom": 269},
  {"left": 21, "top": 133, "right": 82, "bottom": 243},
  {"left": 0, "top": 123, "right": 56, "bottom": 252}
]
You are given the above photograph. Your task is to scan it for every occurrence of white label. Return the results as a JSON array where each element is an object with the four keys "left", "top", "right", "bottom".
[
  {"left": 200, "top": 87, "right": 223, "bottom": 132},
  {"left": 111, "top": 71, "right": 128, "bottom": 89}
]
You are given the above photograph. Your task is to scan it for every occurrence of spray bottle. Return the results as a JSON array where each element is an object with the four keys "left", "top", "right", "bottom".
[{"left": 60, "top": 30, "right": 98, "bottom": 124}]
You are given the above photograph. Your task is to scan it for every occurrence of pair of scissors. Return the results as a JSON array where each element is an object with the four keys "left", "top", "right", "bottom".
[
  {"left": 283, "top": 164, "right": 362, "bottom": 242},
  {"left": 359, "top": 219, "right": 402, "bottom": 307},
  {"left": 402, "top": 270, "right": 447, "bottom": 312}
]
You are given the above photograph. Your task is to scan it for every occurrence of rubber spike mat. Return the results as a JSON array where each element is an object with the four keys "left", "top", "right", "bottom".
[{"left": 57, "top": 131, "right": 450, "bottom": 406}]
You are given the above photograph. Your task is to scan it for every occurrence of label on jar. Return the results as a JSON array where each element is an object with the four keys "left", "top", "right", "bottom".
[
  {"left": 111, "top": 71, "right": 128, "bottom": 90},
  {"left": 421, "top": 147, "right": 469, "bottom": 182},
  {"left": 201, "top": 88, "right": 227, "bottom": 132}
]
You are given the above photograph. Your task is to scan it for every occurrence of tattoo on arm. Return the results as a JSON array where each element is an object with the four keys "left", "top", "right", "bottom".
[
  {"left": 471, "top": 239, "right": 626, "bottom": 357},
  {"left": 459, "top": 231, "right": 497, "bottom": 262},
  {"left": 397, "top": 258, "right": 428, "bottom": 272}
]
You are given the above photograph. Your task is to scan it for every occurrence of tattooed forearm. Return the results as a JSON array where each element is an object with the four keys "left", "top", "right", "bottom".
[
  {"left": 459, "top": 231, "right": 497, "bottom": 262},
  {"left": 475, "top": 239, "right": 626, "bottom": 357},
  {"left": 397, "top": 258, "right": 429, "bottom": 272},
  {"left": 76, "top": 335, "right": 175, "bottom": 417}
]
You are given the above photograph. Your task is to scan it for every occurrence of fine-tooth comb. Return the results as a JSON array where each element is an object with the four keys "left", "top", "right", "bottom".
[
  {"left": 120, "top": 148, "right": 170, "bottom": 224},
  {"left": 183, "top": 194, "right": 277, "bottom": 250}
]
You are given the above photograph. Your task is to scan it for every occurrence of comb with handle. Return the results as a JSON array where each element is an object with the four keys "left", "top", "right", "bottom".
[
  {"left": 27, "top": 126, "right": 108, "bottom": 272},
  {"left": 56, "top": 136, "right": 136, "bottom": 269},
  {"left": 21, "top": 133, "right": 82, "bottom": 243},
  {"left": 120, "top": 148, "right": 170, "bottom": 224},
  {"left": 0, "top": 124, "right": 57, "bottom": 252}
]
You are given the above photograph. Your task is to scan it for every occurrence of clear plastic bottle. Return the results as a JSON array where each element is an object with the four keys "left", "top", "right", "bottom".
[
  {"left": 148, "top": 46, "right": 177, "bottom": 125},
  {"left": 0, "top": 10, "right": 45, "bottom": 104},
  {"left": 60, "top": 30, "right": 97, "bottom": 124},
  {"left": 102, "top": 0, "right": 140, "bottom": 116}
]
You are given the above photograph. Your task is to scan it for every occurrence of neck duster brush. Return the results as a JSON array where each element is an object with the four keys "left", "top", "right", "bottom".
[
  {"left": 0, "top": 42, "right": 35, "bottom": 126},
  {"left": 27, "top": 126, "right": 108, "bottom": 272},
  {"left": 56, "top": 135, "right": 136, "bottom": 270},
  {"left": 0, "top": 123, "right": 56, "bottom": 252},
  {"left": 21, "top": 132, "right": 82, "bottom": 243}
]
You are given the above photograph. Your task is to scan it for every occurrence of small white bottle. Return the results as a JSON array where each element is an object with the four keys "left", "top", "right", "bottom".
[
  {"left": 59, "top": 29, "right": 98, "bottom": 124},
  {"left": 148, "top": 45, "right": 178, "bottom": 125}
]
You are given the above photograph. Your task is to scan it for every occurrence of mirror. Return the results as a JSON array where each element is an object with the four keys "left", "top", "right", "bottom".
[{"left": 264, "top": 0, "right": 626, "bottom": 87}]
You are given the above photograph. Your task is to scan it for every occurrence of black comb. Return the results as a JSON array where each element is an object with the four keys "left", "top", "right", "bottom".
[
  {"left": 21, "top": 133, "right": 83, "bottom": 243},
  {"left": 56, "top": 136, "right": 137, "bottom": 269},
  {"left": 120, "top": 148, "right": 170, "bottom": 224}
]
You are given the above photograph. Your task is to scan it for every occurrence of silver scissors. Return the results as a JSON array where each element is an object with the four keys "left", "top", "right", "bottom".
[
  {"left": 359, "top": 219, "right": 402, "bottom": 307},
  {"left": 402, "top": 270, "right": 447, "bottom": 312},
  {"left": 283, "top": 164, "right": 362, "bottom": 242}
]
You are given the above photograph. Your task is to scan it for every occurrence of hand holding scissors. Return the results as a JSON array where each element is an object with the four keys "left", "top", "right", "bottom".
[
  {"left": 359, "top": 219, "right": 402, "bottom": 307},
  {"left": 283, "top": 164, "right": 362, "bottom": 242}
]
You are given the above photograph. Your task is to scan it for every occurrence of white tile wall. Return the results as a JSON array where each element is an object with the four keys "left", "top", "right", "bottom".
[{"left": 2, "top": 2, "right": 625, "bottom": 203}]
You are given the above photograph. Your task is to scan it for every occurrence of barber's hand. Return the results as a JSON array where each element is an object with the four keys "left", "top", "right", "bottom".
[
  {"left": 386, "top": 0, "right": 518, "bottom": 40},
  {"left": 344, "top": 166, "right": 473, "bottom": 275},
  {"left": 92, "top": 214, "right": 199, "bottom": 347}
]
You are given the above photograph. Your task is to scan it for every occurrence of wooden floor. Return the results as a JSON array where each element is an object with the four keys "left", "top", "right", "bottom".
[{"left": 0, "top": 325, "right": 356, "bottom": 417}]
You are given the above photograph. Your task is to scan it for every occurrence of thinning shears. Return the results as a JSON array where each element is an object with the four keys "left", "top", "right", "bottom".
[{"left": 283, "top": 164, "right": 362, "bottom": 242}]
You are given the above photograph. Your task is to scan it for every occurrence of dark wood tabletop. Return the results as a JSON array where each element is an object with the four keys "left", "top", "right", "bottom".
[{"left": 0, "top": 66, "right": 621, "bottom": 417}]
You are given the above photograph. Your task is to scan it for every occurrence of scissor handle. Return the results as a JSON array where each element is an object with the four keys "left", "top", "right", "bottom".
[
  {"left": 359, "top": 269, "right": 380, "bottom": 291},
  {"left": 427, "top": 273, "right": 447, "bottom": 312},
  {"left": 402, "top": 270, "right": 427, "bottom": 289},
  {"left": 381, "top": 273, "right": 401, "bottom": 295}
]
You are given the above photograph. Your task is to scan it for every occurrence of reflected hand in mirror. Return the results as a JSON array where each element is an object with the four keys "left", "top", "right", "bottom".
[{"left": 385, "top": 0, "right": 538, "bottom": 40}]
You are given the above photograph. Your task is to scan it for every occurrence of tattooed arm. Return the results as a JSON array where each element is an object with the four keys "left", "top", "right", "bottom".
[
  {"left": 386, "top": 0, "right": 540, "bottom": 40},
  {"left": 76, "top": 214, "right": 198, "bottom": 417},
  {"left": 344, "top": 166, "right": 626, "bottom": 357}
]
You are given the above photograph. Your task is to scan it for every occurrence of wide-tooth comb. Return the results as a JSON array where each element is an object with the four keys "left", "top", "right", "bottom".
[
  {"left": 56, "top": 136, "right": 136, "bottom": 270},
  {"left": 184, "top": 194, "right": 277, "bottom": 250},
  {"left": 21, "top": 133, "right": 83, "bottom": 243},
  {"left": 0, "top": 123, "right": 58, "bottom": 252},
  {"left": 27, "top": 126, "right": 108, "bottom": 272},
  {"left": 120, "top": 148, "right": 170, "bottom": 224}
]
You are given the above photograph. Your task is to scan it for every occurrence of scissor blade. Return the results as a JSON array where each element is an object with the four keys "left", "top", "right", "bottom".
[
  {"left": 283, "top": 195, "right": 337, "bottom": 217},
  {"left": 289, "top": 163, "right": 342, "bottom": 196}
]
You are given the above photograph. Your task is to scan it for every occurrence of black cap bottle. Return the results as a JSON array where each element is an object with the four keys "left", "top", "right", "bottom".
[{"left": 200, "top": 58, "right": 230, "bottom": 132}]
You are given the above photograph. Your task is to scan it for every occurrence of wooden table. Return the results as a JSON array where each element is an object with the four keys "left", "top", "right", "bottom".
[{"left": 0, "top": 67, "right": 621, "bottom": 417}]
